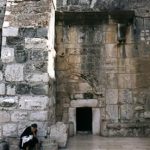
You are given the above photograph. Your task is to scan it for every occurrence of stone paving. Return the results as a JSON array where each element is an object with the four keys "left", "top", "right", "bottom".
[{"left": 61, "top": 135, "right": 150, "bottom": 150}]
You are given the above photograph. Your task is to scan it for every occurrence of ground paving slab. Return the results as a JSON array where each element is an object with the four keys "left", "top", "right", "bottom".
[{"left": 60, "top": 135, "right": 150, "bottom": 150}]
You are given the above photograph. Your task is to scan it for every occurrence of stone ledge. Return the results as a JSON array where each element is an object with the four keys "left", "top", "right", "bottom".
[
  {"left": 56, "top": 11, "right": 135, "bottom": 25},
  {"left": 107, "top": 123, "right": 150, "bottom": 129}
]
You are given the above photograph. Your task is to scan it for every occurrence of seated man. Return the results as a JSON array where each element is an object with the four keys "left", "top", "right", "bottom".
[{"left": 19, "top": 124, "right": 39, "bottom": 150}]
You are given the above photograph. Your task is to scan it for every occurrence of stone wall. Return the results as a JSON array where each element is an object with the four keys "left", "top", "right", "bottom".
[
  {"left": 57, "top": 0, "right": 150, "bottom": 14},
  {"left": 0, "top": 0, "right": 7, "bottom": 56},
  {"left": 56, "top": 0, "right": 150, "bottom": 136},
  {"left": 0, "top": 0, "right": 56, "bottom": 147}
]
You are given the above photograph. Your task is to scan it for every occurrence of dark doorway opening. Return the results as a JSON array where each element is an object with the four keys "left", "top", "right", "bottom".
[{"left": 76, "top": 107, "right": 92, "bottom": 133}]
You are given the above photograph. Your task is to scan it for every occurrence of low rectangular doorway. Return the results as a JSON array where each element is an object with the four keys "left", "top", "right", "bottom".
[{"left": 76, "top": 107, "right": 92, "bottom": 133}]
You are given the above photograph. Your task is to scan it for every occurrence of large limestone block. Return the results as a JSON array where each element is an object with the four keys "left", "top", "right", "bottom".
[
  {"left": 106, "top": 105, "right": 118, "bottom": 122},
  {"left": 42, "top": 143, "right": 58, "bottom": 150},
  {"left": 25, "top": 73, "right": 49, "bottom": 83},
  {"left": 0, "top": 0, "right": 6, "bottom": 7},
  {"left": 25, "top": 38, "right": 47, "bottom": 50},
  {"left": 78, "top": 82, "right": 92, "bottom": 93},
  {"left": 121, "top": 104, "right": 133, "bottom": 120},
  {"left": 0, "top": 71, "right": 3, "bottom": 81},
  {"left": 0, "top": 83, "right": 5, "bottom": 95},
  {"left": 5, "top": 64, "right": 24, "bottom": 81},
  {"left": 3, "top": 123, "right": 17, "bottom": 136},
  {"left": 19, "top": 96, "right": 49, "bottom": 110},
  {"left": 0, "top": 97, "right": 18, "bottom": 109},
  {"left": 105, "top": 44, "right": 117, "bottom": 58},
  {"left": 106, "top": 73, "right": 118, "bottom": 88},
  {"left": 119, "top": 89, "right": 133, "bottom": 104},
  {"left": 105, "top": 31, "right": 117, "bottom": 44},
  {"left": 0, "top": 141, "right": 9, "bottom": 150},
  {"left": 1, "top": 47, "right": 14, "bottom": 63},
  {"left": 144, "top": 111, "right": 150, "bottom": 119},
  {"left": 29, "top": 111, "right": 48, "bottom": 121},
  {"left": 106, "top": 89, "right": 118, "bottom": 105},
  {"left": 11, "top": 111, "right": 28, "bottom": 122},
  {"left": 118, "top": 74, "right": 132, "bottom": 89},
  {"left": 50, "top": 122, "right": 68, "bottom": 148},
  {"left": 41, "top": 139, "right": 58, "bottom": 150},
  {"left": 6, "top": 85, "right": 16, "bottom": 95},
  {"left": 2, "top": 27, "right": 18, "bottom": 37},
  {"left": 70, "top": 99, "right": 98, "bottom": 107},
  {"left": 105, "top": 58, "right": 117, "bottom": 73},
  {"left": 0, "top": 111, "right": 10, "bottom": 123}
]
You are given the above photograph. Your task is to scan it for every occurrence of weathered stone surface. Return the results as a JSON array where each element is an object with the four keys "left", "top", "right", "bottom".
[
  {"left": 0, "top": 97, "right": 18, "bottom": 109},
  {"left": 31, "top": 84, "right": 48, "bottom": 95},
  {"left": 16, "top": 84, "right": 30, "bottom": 94},
  {"left": 15, "top": 50, "right": 28, "bottom": 63},
  {"left": 25, "top": 73, "right": 49, "bottom": 83},
  {"left": 118, "top": 74, "right": 133, "bottom": 89},
  {"left": 0, "top": 0, "right": 6, "bottom": 7},
  {"left": 41, "top": 139, "right": 58, "bottom": 150},
  {"left": 0, "top": 71, "right": 3, "bottom": 81},
  {"left": 25, "top": 38, "right": 47, "bottom": 50},
  {"left": 11, "top": 111, "right": 28, "bottom": 122},
  {"left": 1, "top": 47, "right": 14, "bottom": 63},
  {"left": 3, "top": 124, "right": 17, "bottom": 136},
  {"left": 18, "top": 28, "right": 48, "bottom": 38},
  {"left": 144, "top": 111, "right": 150, "bottom": 119},
  {"left": 71, "top": 99, "right": 98, "bottom": 107},
  {"left": 19, "top": 96, "right": 49, "bottom": 110},
  {"left": 2, "top": 27, "right": 18, "bottom": 37},
  {"left": 0, "top": 111, "right": 10, "bottom": 123},
  {"left": 37, "top": 28, "right": 48, "bottom": 38},
  {"left": 0, "top": 83, "right": 5, "bottom": 95},
  {"left": 29, "top": 111, "right": 48, "bottom": 121},
  {"left": 78, "top": 83, "right": 92, "bottom": 93},
  {"left": 0, "top": 0, "right": 56, "bottom": 140},
  {"left": 73, "top": 93, "right": 84, "bottom": 99},
  {"left": 19, "top": 28, "right": 37, "bottom": 38},
  {"left": 104, "top": 58, "right": 117, "bottom": 73},
  {"left": 25, "top": 61, "right": 47, "bottom": 73},
  {"left": 121, "top": 104, "right": 133, "bottom": 120},
  {"left": 50, "top": 122, "right": 68, "bottom": 147},
  {"left": 134, "top": 106, "right": 144, "bottom": 111},
  {"left": 119, "top": 89, "right": 133, "bottom": 104},
  {"left": 30, "top": 51, "right": 48, "bottom": 61},
  {"left": 5, "top": 64, "right": 24, "bottom": 81},
  {"left": 105, "top": 31, "right": 117, "bottom": 44},
  {"left": 0, "top": 141, "right": 9, "bottom": 150},
  {"left": 6, "top": 85, "right": 16, "bottom": 96},
  {"left": 106, "top": 89, "right": 118, "bottom": 105},
  {"left": 106, "top": 73, "right": 118, "bottom": 88},
  {"left": 106, "top": 105, "right": 118, "bottom": 122},
  {"left": 6, "top": 37, "right": 24, "bottom": 46},
  {"left": 35, "top": 122, "right": 49, "bottom": 137}
]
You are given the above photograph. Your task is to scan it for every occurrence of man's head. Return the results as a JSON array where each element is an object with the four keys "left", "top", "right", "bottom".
[{"left": 31, "top": 123, "right": 38, "bottom": 133}]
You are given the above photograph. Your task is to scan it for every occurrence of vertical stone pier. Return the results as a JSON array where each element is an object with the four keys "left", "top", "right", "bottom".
[{"left": 0, "top": 0, "right": 56, "bottom": 149}]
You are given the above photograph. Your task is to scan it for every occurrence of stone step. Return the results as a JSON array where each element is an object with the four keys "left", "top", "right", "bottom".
[
  {"left": 5, "top": 137, "right": 58, "bottom": 150},
  {"left": 0, "top": 140, "right": 9, "bottom": 150},
  {"left": 40, "top": 138, "right": 58, "bottom": 150},
  {"left": 41, "top": 144, "right": 58, "bottom": 150}
]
